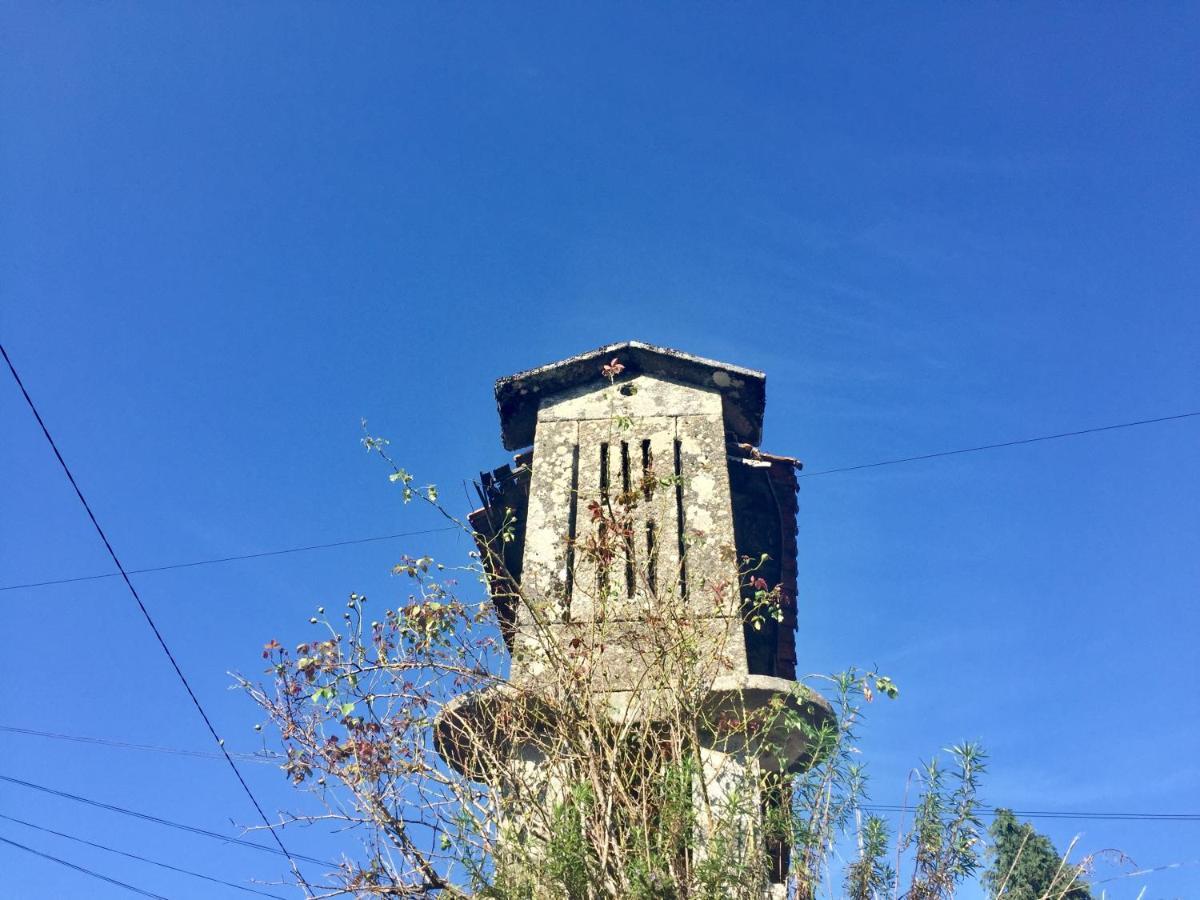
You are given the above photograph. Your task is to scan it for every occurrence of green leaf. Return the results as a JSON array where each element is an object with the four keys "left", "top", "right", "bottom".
[
  {"left": 875, "top": 675, "right": 899, "bottom": 699},
  {"left": 340, "top": 702, "right": 356, "bottom": 717}
]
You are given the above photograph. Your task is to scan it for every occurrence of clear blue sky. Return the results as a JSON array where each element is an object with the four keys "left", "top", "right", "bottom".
[{"left": 2, "top": 4, "right": 1197, "bottom": 898}]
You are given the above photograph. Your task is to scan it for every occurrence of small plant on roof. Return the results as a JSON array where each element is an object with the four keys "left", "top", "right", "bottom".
[{"left": 601, "top": 356, "right": 625, "bottom": 383}]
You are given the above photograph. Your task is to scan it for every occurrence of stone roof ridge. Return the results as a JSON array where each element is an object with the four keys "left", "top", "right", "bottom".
[{"left": 493, "top": 340, "right": 768, "bottom": 451}]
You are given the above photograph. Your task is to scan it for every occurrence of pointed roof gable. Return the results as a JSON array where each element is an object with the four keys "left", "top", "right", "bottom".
[{"left": 494, "top": 340, "right": 767, "bottom": 450}]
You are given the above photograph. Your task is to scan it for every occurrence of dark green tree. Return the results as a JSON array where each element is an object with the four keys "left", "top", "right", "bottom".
[{"left": 983, "top": 808, "right": 1091, "bottom": 900}]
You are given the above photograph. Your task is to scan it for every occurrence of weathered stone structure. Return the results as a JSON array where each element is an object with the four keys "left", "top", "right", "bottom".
[{"left": 436, "top": 341, "right": 831, "bottom": 897}]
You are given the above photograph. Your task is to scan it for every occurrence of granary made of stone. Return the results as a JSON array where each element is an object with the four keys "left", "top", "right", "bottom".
[
  {"left": 469, "top": 340, "right": 804, "bottom": 685},
  {"left": 435, "top": 341, "right": 833, "bottom": 897}
]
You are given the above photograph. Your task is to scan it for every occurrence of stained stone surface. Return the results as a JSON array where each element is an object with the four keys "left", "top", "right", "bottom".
[
  {"left": 513, "top": 373, "right": 746, "bottom": 690},
  {"left": 439, "top": 344, "right": 825, "bottom": 898}
]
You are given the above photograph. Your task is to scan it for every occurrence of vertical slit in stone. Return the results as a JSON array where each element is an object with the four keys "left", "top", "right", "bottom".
[
  {"left": 674, "top": 438, "right": 688, "bottom": 601},
  {"left": 621, "top": 441, "right": 634, "bottom": 597},
  {"left": 598, "top": 442, "right": 610, "bottom": 597},
  {"left": 646, "top": 521, "right": 658, "bottom": 596},
  {"left": 640, "top": 439, "right": 653, "bottom": 501},
  {"left": 564, "top": 443, "right": 579, "bottom": 622},
  {"left": 762, "top": 772, "right": 791, "bottom": 883},
  {"left": 599, "top": 442, "right": 610, "bottom": 503}
]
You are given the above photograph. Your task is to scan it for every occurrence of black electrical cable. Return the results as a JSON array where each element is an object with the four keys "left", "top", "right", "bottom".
[
  {"left": 0, "top": 526, "right": 459, "bottom": 592},
  {"left": 799, "top": 411, "right": 1200, "bottom": 477},
  {"left": 0, "top": 724, "right": 280, "bottom": 763},
  {"left": 858, "top": 803, "right": 1200, "bottom": 822},
  {"left": 0, "top": 773, "right": 337, "bottom": 868},
  {"left": 4, "top": 411, "right": 1196, "bottom": 593},
  {"left": 0, "top": 812, "right": 288, "bottom": 899},
  {"left": 6, "top": 762, "right": 1197, "bottom": 831},
  {"left": 0, "top": 833, "right": 170, "bottom": 900},
  {"left": 1, "top": 344, "right": 314, "bottom": 893}
]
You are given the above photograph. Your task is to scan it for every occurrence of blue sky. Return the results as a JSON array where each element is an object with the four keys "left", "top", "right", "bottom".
[{"left": 2, "top": 4, "right": 1197, "bottom": 897}]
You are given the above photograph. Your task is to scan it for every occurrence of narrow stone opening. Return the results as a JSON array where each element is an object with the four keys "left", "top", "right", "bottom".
[
  {"left": 564, "top": 443, "right": 579, "bottom": 621},
  {"left": 598, "top": 442, "right": 610, "bottom": 597},
  {"left": 640, "top": 438, "right": 653, "bottom": 501},
  {"left": 645, "top": 521, "right": 657, "bottom": 595},
  {"left": 621, "top": 440, "right": 635, "bottom": 597},
  {"left": 762, "top": 772, "right": 791, "bottom": 884},
  {"left": 673, "top": 437, "right": 687, "bottom": 600}
]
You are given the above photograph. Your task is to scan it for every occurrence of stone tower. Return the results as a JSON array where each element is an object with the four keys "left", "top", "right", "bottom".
[{"left": 437, "top": 341, "right": 831, "bottom": 896}]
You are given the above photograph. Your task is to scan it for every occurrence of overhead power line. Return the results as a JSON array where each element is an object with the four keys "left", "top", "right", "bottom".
[
  {"left": 0, "top": 833, "right": 169, "bottom": 900},
  {"left": 859, "top": 803, "right": 1200, "bottom": 822},
  {"left": 6, "top": 762, "right": 1197, "bottom": 833},
  {"left": 0, "top": 812, "right": 287, "bottom": 899},
  {"left": 4, "top": 410, "right": 1197, "bottom": 594},
  {"left": 0, "top": 773, "right": 337, "bottom": 868},
  {"left": 0, "top": 724, "right": 280, "bottom": 764},
  {"left": 799, "top": 411, "right": 1200, "bottom": 477},
  {"left": 1, "top": 345, "right": 313, "bottom": 893},
  {"left": 0, "top": 526, "right": 459, "bottom": 592},
  {"left": 1096, "top": 859, "right": 1200, "bottom": 884}
]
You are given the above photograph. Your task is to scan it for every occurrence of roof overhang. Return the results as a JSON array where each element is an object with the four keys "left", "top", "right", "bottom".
[{"left": 494, "top": 340, "right": 767, "bottom": 450}]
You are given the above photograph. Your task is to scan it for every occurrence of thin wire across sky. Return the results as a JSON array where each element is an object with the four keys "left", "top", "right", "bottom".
[{"left": 4, "top": 409, "right": 1196, "bottom": 593}]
